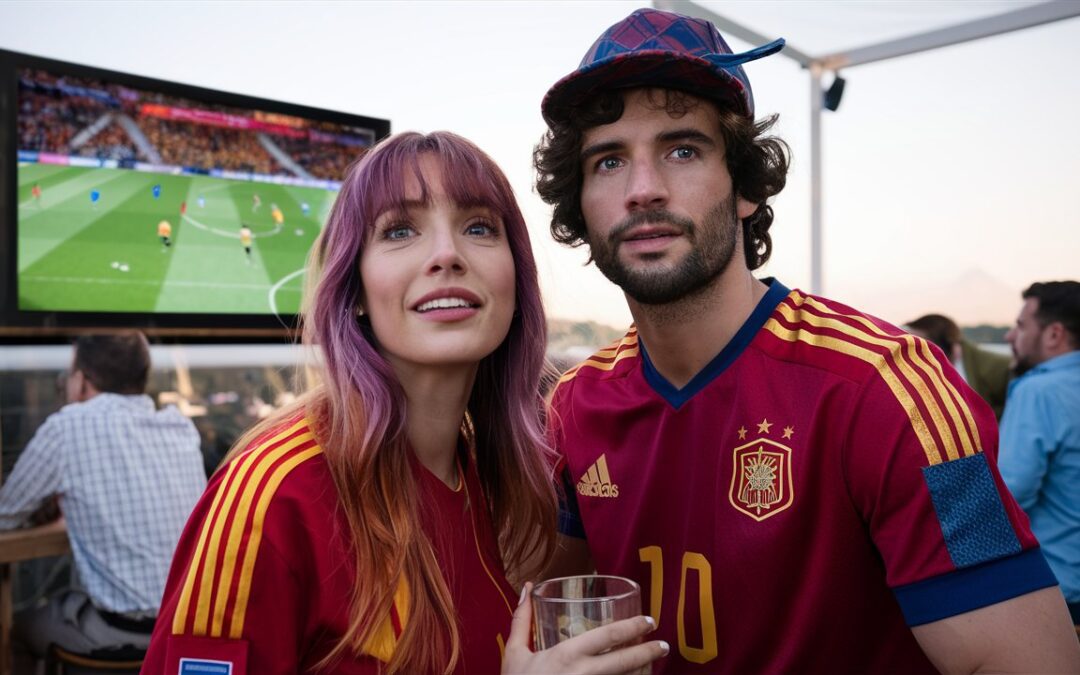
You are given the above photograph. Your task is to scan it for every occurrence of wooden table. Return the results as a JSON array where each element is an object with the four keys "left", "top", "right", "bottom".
[{"left": 0, "top": 519, "right": 70, "bottom": 675}]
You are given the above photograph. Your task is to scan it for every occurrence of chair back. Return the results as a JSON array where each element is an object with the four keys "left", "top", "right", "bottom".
[{"left": 46, "top": 644, "right": 144, "bottom": 675}]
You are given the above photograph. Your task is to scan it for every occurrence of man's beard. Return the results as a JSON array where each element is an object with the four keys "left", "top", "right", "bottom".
[
  {"left": 1010, "top": 353, "right": 1035, "bottom": 378},
  {"left": 588, "top": 195, "right": 740, "bottom": 305}
]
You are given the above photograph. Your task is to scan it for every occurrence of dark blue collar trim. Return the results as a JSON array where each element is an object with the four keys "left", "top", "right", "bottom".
[{"left": 640, "top": 278, "right": 790, "bottom": 409}]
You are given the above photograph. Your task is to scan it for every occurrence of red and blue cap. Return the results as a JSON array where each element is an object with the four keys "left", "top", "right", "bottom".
[{"left": 542, "top": 8, "right": 784, "bottom": 124}]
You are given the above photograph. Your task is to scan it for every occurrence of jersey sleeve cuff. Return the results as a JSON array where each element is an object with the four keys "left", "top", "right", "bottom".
[{"left": 894, "top": 547, "right": 1058, "bottom": 626}]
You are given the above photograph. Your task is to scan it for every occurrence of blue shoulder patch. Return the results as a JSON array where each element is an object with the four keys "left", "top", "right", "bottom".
[
  {"left": 180, "top": 659, "right": 233, "bottom": 675},
  {"left": 922, "top": 453, "right": 1021, "bottom": 567}
]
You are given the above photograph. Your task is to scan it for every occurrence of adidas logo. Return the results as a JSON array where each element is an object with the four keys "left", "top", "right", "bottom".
[{"left": 576, "top": 454, "right": 619, "bottom": 498}]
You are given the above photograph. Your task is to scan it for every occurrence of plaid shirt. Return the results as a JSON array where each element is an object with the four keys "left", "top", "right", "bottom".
[{"left": 0, "top": 393, "right": 206, "bottom": 614}]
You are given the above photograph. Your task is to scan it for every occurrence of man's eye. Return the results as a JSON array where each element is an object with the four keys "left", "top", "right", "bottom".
[
  {"left": 598, "top": 157, "right": 622, "bottom": 172},
  {"left": 671, "top": 147, "right": 696, "bottom": 160}
]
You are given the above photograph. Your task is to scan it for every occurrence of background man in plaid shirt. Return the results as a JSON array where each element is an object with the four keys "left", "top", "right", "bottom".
[{"left": 0, "top": 332, "right": 205, "bottom": 658}]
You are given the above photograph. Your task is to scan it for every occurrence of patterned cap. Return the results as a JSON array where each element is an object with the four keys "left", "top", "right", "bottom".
[{"left": 542, "top": 8, "right": 784, "bottom": 124}]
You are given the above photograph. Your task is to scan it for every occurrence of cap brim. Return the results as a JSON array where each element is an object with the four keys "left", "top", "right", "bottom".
[{"left": 542, "top": 51, "right": 751, "bottom": 124}]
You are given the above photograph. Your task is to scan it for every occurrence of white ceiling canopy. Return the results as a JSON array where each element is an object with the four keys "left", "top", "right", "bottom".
[
  {"left": 654, "top": 0, "right": 1080, "bottom": 293},
  {"left": 659, "top": 1, "right": 1069, "bottom": 61}
]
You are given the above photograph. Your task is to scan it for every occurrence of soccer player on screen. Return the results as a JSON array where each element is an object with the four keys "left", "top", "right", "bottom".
[
  {"left": 251, "top": 192, "right": 261, "bottom": 213},
  {"left": 535, "top": 8, "right": 1080, "bottom": 674},
  {"left": 31, "top": 182, "right": 42, "bottom": 206},
  {"left": 239, "top": 224, "right": 253, "bottom": 262},
  {"left": 157, "top": 219, "right": 172, "bottom": 250},
  {"left": 179, "top": 200, "right": 187, "bottom": 218},
  {"left": 271, "top": 202, "right": 284, "bottom": 228}
]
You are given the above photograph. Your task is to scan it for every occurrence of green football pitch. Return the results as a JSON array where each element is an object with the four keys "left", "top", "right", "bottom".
[{"left": 16, "top": 164, "right": 336, "bottom": 316}]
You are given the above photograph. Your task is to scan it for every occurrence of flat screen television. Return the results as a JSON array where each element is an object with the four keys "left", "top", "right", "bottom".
[{"left": 0, "top": 48, "right": 390, "bottom": 341}]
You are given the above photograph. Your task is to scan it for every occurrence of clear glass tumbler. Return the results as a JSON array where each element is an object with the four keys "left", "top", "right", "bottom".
[{"left": 532, "top": 574, "right": 642, "bottom": 650}]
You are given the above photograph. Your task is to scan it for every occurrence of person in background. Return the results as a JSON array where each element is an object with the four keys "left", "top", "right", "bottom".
[
  {"left": 143, "top": 131, "right": 664, "bottom": 675},
  {"left": 906, "top": 313, "right": 1011, "bottom": 418},
  {"left": 998, "top": 280, "right": 1080, "bottom": 627},
  {"left": 534, "top": 7, "right": 1080, "bottom": 673},
  {"left": 0, "top": 332, "right": 206, "bottom": 658}
]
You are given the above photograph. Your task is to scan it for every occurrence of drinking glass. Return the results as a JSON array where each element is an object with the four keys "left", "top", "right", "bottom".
[{"left": 532, "top": 574, "right": 642, "bottom": 650}]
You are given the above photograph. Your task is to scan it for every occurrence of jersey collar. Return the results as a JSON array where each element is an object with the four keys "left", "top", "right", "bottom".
[{"left": 640, "top": 278, "right": 790, "bottom": 409}]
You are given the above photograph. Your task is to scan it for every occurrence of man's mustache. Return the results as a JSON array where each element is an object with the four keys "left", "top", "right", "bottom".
[{"left": 608, "top": 210, "right": 696, "bottom": 244}]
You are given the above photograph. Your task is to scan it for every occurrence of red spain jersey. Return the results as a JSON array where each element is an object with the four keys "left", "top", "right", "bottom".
[
  {"left": 143, "top": 416, "right": 516, "bottom": 675},
  {"left": 551, "top": 280, "right": 1055, "bottom": 674}
]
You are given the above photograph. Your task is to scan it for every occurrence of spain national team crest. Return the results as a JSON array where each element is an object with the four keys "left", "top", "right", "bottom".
[{"left": 729, "top": 435, "right": 794, "bottom": 522}]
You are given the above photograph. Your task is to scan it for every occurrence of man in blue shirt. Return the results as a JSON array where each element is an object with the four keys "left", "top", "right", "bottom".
[
  {"left": 0, "top": 333, "right": 206, "bottom": 658},
  {"left": 999, "top": 280, "right": 1080, "bottom": 625}
]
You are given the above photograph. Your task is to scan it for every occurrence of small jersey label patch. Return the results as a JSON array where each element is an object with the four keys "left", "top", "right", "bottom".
[{"left": 179, "top": 658, "right": 233, "bottom": 675}]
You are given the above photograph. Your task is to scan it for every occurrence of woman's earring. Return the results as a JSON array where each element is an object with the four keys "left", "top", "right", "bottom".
[{"left": 356, "top": 305, "right": 365, "bottom": 317}]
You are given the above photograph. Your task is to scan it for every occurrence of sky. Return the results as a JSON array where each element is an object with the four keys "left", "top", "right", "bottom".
[{"left": 2, "top": 0, "right": 1077, "bottom": 330}]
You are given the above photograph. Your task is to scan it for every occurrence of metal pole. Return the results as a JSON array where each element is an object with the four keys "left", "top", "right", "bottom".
[{"left": 809, "top": 63, "right": 823, "bottom": 295}]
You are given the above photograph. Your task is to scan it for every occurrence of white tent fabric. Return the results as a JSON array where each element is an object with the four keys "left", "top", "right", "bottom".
[{"left": 665, "top": 1, "right": 1057, "bottom": 57}]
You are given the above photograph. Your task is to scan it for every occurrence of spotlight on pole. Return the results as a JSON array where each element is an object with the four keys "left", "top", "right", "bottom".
[{"left": 823, "top": 74, "right": 846, "bottom": 112}]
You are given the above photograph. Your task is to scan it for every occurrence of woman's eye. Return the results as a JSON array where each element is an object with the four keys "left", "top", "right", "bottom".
[
  {"left": 465, "top": 220, "right": 497, "bottom": 237},
  {"left": 383, "top": 223, "right": 414, "bottom": 240}
]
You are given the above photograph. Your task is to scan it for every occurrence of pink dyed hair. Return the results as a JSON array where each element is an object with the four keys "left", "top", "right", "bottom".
[{"left": 303, "top": 131, "right": 557, "bottom": 672}]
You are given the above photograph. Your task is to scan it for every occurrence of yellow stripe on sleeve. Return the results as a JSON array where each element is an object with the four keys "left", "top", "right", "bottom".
[
  {"left": 209, "top": 424, "right": 316, "bottom": 636},
  {"left": 764, "top": 316, "right": 942, "bottom": 465},
  {"left": 172, "top": 457, "right": 242, "bottom": 635},
  {"left": 795, "top": 293, "right": 981, "bottom": 456},
  {"left": 775, "top": 302, "right": 960, "bottom": 461},
  {"left": 557, "top": 347, "right": 640, "bottom": 385},
  {"left": 909, "top": 335, "right": 982, "bottom": 451},
  {"left": 175, "top": 417, "right": 309, "bottom": 636},
  {"left": 557, "top": 331, "right": 640, "bottom": 385},
  {"left": 227, "top": 444, "right": 322, "bottom": 638}
]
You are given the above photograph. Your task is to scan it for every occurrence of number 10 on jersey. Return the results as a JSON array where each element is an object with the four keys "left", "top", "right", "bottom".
[{"left": 639, "top": 546, "right": 718, "bottom": 664}]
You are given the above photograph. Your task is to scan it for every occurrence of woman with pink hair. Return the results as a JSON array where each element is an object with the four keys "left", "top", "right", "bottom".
[{"left": 143, "top": 131, "right": 664, "bottom": 674}]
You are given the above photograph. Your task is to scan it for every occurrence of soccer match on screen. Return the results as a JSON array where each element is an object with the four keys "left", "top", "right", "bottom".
[{"left": 15, "top": 68, "right": 375, "bottom": 316}]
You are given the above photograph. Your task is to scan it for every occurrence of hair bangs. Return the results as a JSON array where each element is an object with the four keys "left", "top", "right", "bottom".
[
  {"left": 359, "top": 146, "right": 432, "bottom": 237},
  {"left": 427, "top": 143, "right": 508, "bottom": 215}
]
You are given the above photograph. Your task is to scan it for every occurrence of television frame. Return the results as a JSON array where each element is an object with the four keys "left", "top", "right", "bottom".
[{"left": 0, "top": 48, "right": 390, "bottom": 343}]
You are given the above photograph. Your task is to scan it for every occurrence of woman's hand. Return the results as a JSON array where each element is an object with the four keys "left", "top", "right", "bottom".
[{"left": 502, "top": 582, "right": 670, "bottom": 675}]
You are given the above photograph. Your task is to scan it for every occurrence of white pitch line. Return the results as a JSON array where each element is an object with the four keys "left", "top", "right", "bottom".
[
  {"left": 268, "top": 268, "right": 306, "bottom": 317},
  {"left": 181, "top": 213, "right": 283, "bottom": 239}
]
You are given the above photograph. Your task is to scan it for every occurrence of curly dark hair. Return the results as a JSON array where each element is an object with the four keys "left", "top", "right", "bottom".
[{"left": 534, "top": 88, "right": 790, "bottom": 270}]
